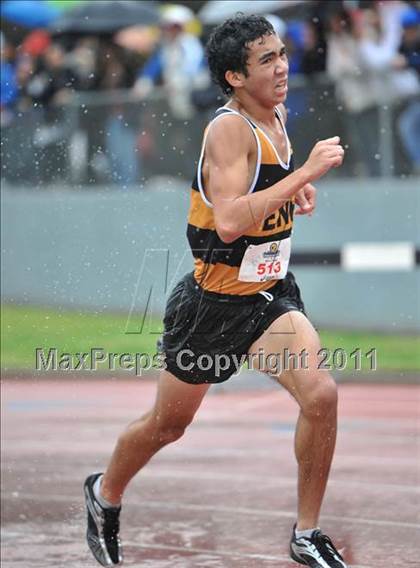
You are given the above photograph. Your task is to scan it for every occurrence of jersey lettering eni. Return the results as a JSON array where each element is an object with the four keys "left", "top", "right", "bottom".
[{"left": 187, "top": 107, "right": 295, "bottom": 295}]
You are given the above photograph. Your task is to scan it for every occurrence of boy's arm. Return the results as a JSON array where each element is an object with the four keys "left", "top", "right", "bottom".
[{"left": 205, "top": 116, "right": 343, "bottom": 243}]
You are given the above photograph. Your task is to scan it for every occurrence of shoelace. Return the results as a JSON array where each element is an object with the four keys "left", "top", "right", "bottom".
[{"left": 312, "top": 532, "right": 344, "bottom": 562}]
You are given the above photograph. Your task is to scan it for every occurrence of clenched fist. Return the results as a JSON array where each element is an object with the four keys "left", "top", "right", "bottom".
[{"left": 301, "top": 136, "right": 344, "bottom": 182}]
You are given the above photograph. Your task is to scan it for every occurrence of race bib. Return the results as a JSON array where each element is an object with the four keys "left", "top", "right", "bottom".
[{"left": 238, "top": 238, "right": 291, "bottom": 282}]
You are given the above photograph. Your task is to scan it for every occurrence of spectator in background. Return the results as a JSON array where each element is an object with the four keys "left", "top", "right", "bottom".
[
  {"left": 26, "top": 42, "right": 74, "bottom": 113},
  {"left": 134, "top": 4, "right": 205, "bottom": 120},
  {"left": 283, "top": 17, "right": 327, "bottom": 76},
  {"left": 21, "top": 29, "right": 50, "bottom": 59},
  {"left": 0, "top": 33, "right": 18, "bottom": 127},
  {"left": 284, "top": 20, "right": 306, "bottom": 75},
  {"left": 1, "top": 32, "right": 19, "bottom": 185},
  {"left": 65, "top": 37, "right": 106, "bottom": 184},
  {"left": 1, "top": 30, "right": 51, "bottom": 126},
  {"left": 99, "top": 42, "right": 140, "bottom": 186},
  {"left": 301, "top": 18, "right": 327, "bottom": 76},
  {"left": 25, "top": 42, "right": 74, "bottom": 182},
  {"left": 396, "top": 7, "right": 420, "bottom": 174},
  {"left": 66, "top": 37, "right": 141, "bottom": 186},
  {"left": 14, "top": 53, "right": 35, "bottom": 110},
  {"left": 281, "top": 19, "right": 318, "bottom": 147},
  {"left": 398, "top": 5, "right": 420, "bottom": 72},
  {"left": 16, "top": 31, "right": 50, "bottom": 112},
  {"left": 326, "top": 2, "right": 418, "bottom": 176},
  {"left": 66, "top": 37, "right": 100, "bottom": 92}
]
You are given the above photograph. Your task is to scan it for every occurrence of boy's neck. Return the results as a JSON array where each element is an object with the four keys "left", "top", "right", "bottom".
[{"left": 227, "top": 94, "right": 277, "bottom": 127}]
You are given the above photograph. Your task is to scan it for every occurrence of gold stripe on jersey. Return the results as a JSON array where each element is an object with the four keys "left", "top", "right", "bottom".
[
  {"left": 194, "top": 258, "right": 278, "bottom": 296},
  {"left": 257, "top": 133, "right": 279, "bottom": 165},
  {"left": 188, "top": 190, "right": 215, "bottom": 230}
]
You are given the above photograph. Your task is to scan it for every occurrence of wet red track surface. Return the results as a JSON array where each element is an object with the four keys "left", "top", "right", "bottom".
[{"left": 1, "top": 376, "right": 419, "bottom": 567}]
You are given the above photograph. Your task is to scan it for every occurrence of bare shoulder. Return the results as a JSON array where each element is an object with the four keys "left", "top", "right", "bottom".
[
  {"left": 204, "top": 112, "right": 255, "bottom": 202},
  {"left": 276, "top": 103, "right": 288, "bottom": 124},
  {"left": 205, "top": 113, "right": 254, "bottom": 163}
]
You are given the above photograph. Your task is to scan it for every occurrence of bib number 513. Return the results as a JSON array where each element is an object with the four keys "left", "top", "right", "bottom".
[{"left": 257, "top": 261, "right": 281, "bottom": 276}]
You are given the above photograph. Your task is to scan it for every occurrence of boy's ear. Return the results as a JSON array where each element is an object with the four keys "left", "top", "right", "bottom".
[{"left": 225, "top": 70, "right": 244, "bottom": 90}]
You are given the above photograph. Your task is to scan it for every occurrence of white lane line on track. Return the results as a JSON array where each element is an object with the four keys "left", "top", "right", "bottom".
[
  {"left": 195, "top": 417, "right": 419, "bottom": 429},
  {"left": 4, "top": 464, "right": 418, "bottom": 494},
  {"left": 135, "top": 500, "right": 420, "bottom": 530},
  {"left": 138, "top": 467, "right": 420, "bottom": 494},
  {"left": 160, "top": 448, "right": 420, "bottom": 467},
  {"left": 3, "top": 492, "right": 420, "bottom": 529}
]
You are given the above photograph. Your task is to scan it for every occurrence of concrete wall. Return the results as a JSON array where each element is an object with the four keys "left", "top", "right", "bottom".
[{"left": 2, "top": 177, "right": 419, "bottom": 331}]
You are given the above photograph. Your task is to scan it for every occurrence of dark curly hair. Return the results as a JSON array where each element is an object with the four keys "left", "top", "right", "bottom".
[{"left": 206, "top": 14, "right": 274, "bottom": 96}]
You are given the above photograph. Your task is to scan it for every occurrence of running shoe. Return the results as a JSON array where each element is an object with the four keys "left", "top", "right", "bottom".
[
  {"left": 84, "top": 473, "right": 123, "bottom": 566},
  {"left": 290, "top": 524, "right": 347, "bottom": 567}
]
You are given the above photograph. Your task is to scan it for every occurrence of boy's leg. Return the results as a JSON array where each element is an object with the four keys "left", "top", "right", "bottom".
[
  {"left": 248, "top": 311, "right": 348, "bottom": 566},
  {"left": 101, "top": 369, "right": 210, "bottom": 505},
  {"left": 84, "top": 370, "right": 210, "bottom": 566},
  {"left": 248, "top": 310, "right": 338, "bottom": 530}
]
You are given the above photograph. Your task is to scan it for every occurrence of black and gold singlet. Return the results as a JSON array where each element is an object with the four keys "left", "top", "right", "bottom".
[{"left": 187, "top": 106, "right": 295, "bottom": 296}]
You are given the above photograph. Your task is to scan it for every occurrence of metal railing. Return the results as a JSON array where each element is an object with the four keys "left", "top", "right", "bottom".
[{"left": 1, "top": 75, "right": 417, "bottom": 188}]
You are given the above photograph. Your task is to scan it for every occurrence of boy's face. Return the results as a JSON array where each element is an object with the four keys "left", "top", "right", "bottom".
[{"left": 232, "top": 32, "right": 289, "bottom": 106}]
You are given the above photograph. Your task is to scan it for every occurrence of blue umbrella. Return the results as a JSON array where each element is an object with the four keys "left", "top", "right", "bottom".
[
  {"left": 50, "top": 0, "right": 160, "bottom": 34},
  {"left": 1, "top": 0, "right": 59, "bottom": 28}
]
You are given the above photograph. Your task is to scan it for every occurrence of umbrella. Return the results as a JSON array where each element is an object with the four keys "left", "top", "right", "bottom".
[
  {"left": 50, "top": 0, "right": 160, "bottom": 34},
  {"left": 199, "top": 0, "right": 306, "bottom": 25},
  {"left": 1, "top": 0, "right": 59, "bottom": 28}
]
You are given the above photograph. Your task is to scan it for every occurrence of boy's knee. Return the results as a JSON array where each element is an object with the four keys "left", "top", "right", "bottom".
[
  {"left": 151, "top": 412, "right": 194, "bottom": 447},
  {"left": 155, "top": 424, "right": 187, "bottom": 446},
  {"left": 300, "top": 376, "right": 338, "bottom": 420}
]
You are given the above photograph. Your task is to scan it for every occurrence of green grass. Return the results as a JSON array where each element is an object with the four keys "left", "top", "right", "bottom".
[
  {"left": 1, "top": 304, "right": 162, "bottom": 371},
  {"left": 320, "top": 330, "right": 419, "bottom": 372},
  {"left": 1, "top": 304, "right": 419, "bottom": 372}
]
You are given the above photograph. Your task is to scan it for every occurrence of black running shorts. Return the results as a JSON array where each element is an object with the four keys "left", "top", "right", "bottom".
[{"left": 161, "top": 271, "right": 306, "bottom": 385}]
